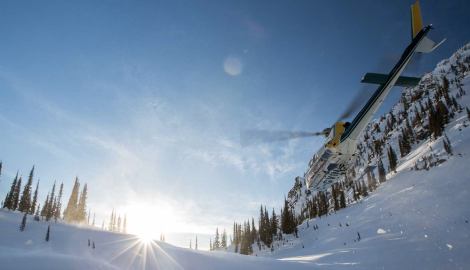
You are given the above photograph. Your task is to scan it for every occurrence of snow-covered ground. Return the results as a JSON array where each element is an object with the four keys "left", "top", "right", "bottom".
[{"left": 0, "top": 211, "right": 321, "bottom": 270}]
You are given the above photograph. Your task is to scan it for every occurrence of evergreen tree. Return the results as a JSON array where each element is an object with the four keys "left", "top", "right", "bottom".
[
  {"left": 34, "top": 204, "right": 40, "bottom": 221},
  {"left": 361, "top": 179, "right": 368, "bottom": 197},
  {"left": 387, "top": 146, "right": 398, "bottom": 173},
  {"left": 30, "top": 179, "right": 39, "bottom": 215},
  {"left": 3, "top": 172, "right": 18, "bottom": 210},
  {"left": 77, "top": 183, "right": 88, "bottom": 223},
  {"left": 340, "top": 188, "right": 346, "bottom": 208},
  {"left": 378, "top": 158, "right": 386, "bottom": 183},
  {"left": 214, "top": 227, "right": 220, "bottom": 249},
  {"left": 117, "top": 215, "right": 122, "bottom": 233},
  {"left": 195, "top": 236, "right": 198, "bottom": 250},
  {"left": 251, "top": 218, "right": 257, "bottom": 245},
  {"left": 54, "top": 183, "right": 64, "bottom": 220},
  {"left": 92, "top": 213, "right": 96, "bottom": 227},
  {"left": 64, "top": 177, "right": 80, "bottom": 222},
  {"left": 271, "top": 208, "right": 278, "bottom": 238},
  {"left": 41, "top": 192, "right": 49, "bottom": 216},
  {"left": 19, "top": 212, "right": 27, "bottom": 232},
  {"left": 259, "top": 205, "right": 265, "bottom": 243},
  {"left": 18, "top": 166, "right": 34, "bottom": 213},
  {"left": 281, "top": 198, "right": 295, "bottom": 234},
  {"left": 210, "top": 238, "right": 212, "bottom": 251},
  {"left": 108, "top": 208, "right": 114, "bottom": 231},
  {"left": 333, "top": 184, "right": 340, "bottom": 211},
  {"left": 466, "top": 107, "right": 470, "bottom": 119},
  {"left": 46, "top": 225, "right": 50, "bottom": 242},
  {"left": 233, "top": 222, "right": 238, "bottom": 253},
  {"left": 221, "top": 228, "right": 227, "bottom": 249},
  {"left": 189, "top": 239, "right": 192, "bottom": 249},
  {"left": 46, "top": 181, "right": 56, "bottom": 221},
  {"left": 352, "top": 184, "right": 357, "bottom": 201},
  {"left": 371, "top": 172, "right": 377, "bottom": 189},
  {"left": 264, "top": 207, "right": 272, "bottom": 246},
  {"left": 122, "top": 214, "right": 127, "bottom": 233},
  {"left": 13, "top": 176, "right": 22, "bottom": 211},
  {"left": 102, "top": 221, "right": 104, "bottom": 229}
]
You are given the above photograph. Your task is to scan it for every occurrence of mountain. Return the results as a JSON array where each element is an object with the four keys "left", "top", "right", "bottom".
[{"left": 248, "top": 42, "right": 470, "bottom": 268}]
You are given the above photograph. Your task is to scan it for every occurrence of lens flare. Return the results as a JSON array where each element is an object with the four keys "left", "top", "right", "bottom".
[{"left": 223, "top": 58, "right": 242, "bottom": 76}]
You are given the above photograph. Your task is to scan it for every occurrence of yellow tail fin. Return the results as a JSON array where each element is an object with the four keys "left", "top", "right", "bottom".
[{"left": 411, "top": 1, "right": 423, "bottom": 39}]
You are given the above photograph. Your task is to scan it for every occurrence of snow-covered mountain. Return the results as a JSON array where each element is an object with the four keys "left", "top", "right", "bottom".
[{"left": 248, "top": 42, "right": 470, "bottom": 268}]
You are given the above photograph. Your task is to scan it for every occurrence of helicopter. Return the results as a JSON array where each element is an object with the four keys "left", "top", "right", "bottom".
[{"left": 240, "top": 1, "right": 445, "bottom": 191}]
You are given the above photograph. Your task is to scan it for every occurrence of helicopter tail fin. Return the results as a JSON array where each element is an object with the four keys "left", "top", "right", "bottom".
[{"left": 411, "top": 1, "right": 445, "bottom": 53}]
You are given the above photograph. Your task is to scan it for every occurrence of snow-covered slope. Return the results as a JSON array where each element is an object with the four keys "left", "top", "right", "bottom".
[
  {"left": 249, "top": 43, "right": 470, "bottom": 269},
  {"left": 0, "top": 211, "right": 322, "bottom": 270}
]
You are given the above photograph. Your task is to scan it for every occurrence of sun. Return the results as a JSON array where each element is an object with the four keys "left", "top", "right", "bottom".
[
  {"left": 125, "top": 199, "right": 180, "bottom": 242},
  {"left": 138, "top": 230, "right": 156, "bottom": 243}
]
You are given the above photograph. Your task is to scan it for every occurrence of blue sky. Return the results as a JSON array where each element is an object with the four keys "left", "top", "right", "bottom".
[{"left": 1, "top": 0, "right": 469, "bottom": 249}]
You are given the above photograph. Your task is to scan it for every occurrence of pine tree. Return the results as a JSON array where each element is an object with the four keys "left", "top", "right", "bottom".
[
  {"left": 352, "top": 184, "right": 357, "bottom": 201},
  {"left": 214, "top": 228, "right": 220, "bottom": 249},
  {"left": 13, "top": 176, "right": 22, "bottom": 211},
  {"left": 333, "top": 184, "right": 340, "bottom": 211},
  {"left": 221, "top": 228, "right": 227, "bottom": 249},
  {"left": 195, "top": 236, "right": 198, "bottom": 250},
  {"left": 251, "top": 218, "right": 257, "bottom": 245},
  {"left": 64, "top": 177, "right": 80, "bottom": 222},
  {"left": 465, "top": 107, "right": 470, "bottom": 119},
  {"left": 46, "top": 225, "right": 50, "bottom": 241},
  {"left": 30, "top": 179, "right": 39, "bottom": 215},
  {"left": 41, "top": 192, "right": 49, "bottom": 216},
  {"left": 92, "top": 213, "right": 96, "bottom": 226},
  {"left": 3, "top": 172, "right": 18, "bottom": 210},
  {"left": 378, "top": 158, "right": 386, "bottom": 183},
  {"left": 19, "top": 212, "right": 27, "bottom": 232},
  {"left": 371, "top": 172, "right": 377, "bottom": 189},
  {"left": 264, "top": 207, "right": 272, "bottom": 246},
  {"left": 361, "top": 179, "right": 368, "bottom": 197},
  {"left": 233, "top": 222, "right": 238, "bottom": 253},
  {"left": 34, "top": 204, "right": 40, "bottom": 221},
  {"left": 271, "top": 208, "right": 278, "bottom": 238},
  {"left": 210, "top": 238, "right": 212, "bottom": 251},
  {"left": 54, "top": 183, "right": 64, "bottom": 220},
  {"left": 122, "top": 214, "right": 127, "bottom": 234},
  {"left": 18, "top": 166, "right": 34, "bottom": 213},
  {"left": 77, "top": 183, "right": 87, "bottom": 223},
  {"left": 46, "top": 181, "right": 56, "bottom": 221},
  {"left": 387, "top": 146, "right": 398, "bottom": 173},
  {"left": 108, "top": 208, "right": 114, "bottom": 231},
  {"left": 189, "top": 239, "right": 192, "bottom": 249},
  {"left": 102, "top": 221, "right": 104, "bottom": 229},
  {"left": 340, "top": 188, "right": 346, "bottom": 208},
  {"left": 117, "top": 215, "right": 122, "bottom": 233}
]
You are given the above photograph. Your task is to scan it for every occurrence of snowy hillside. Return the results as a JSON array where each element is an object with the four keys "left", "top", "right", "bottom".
[
  {"left": 247, "top": 43, "right": 470, "bottom": 268},
  {"left": 0, "top": 210, "right": 320, "bottom": 270}
]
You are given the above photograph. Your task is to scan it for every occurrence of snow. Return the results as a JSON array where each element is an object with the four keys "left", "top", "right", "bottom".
[{"left": 0, "top": 211, "right": 322, "bottom": 270}]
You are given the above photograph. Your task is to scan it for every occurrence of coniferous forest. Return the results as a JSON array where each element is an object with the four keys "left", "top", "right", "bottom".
[{"left": 0, "top": 163, "right": 128, "bottom": 233}]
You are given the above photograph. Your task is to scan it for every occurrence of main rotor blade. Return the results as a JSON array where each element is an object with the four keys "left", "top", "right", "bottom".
[
  {"left": 337, "top": 54, "right": 396, "bottom": 122},
  {"left": 240, "top": 130, "right": 322, "bottom": 147},
  {"left": 337, "top": 84, "right": 375, "bottom": 122}
]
